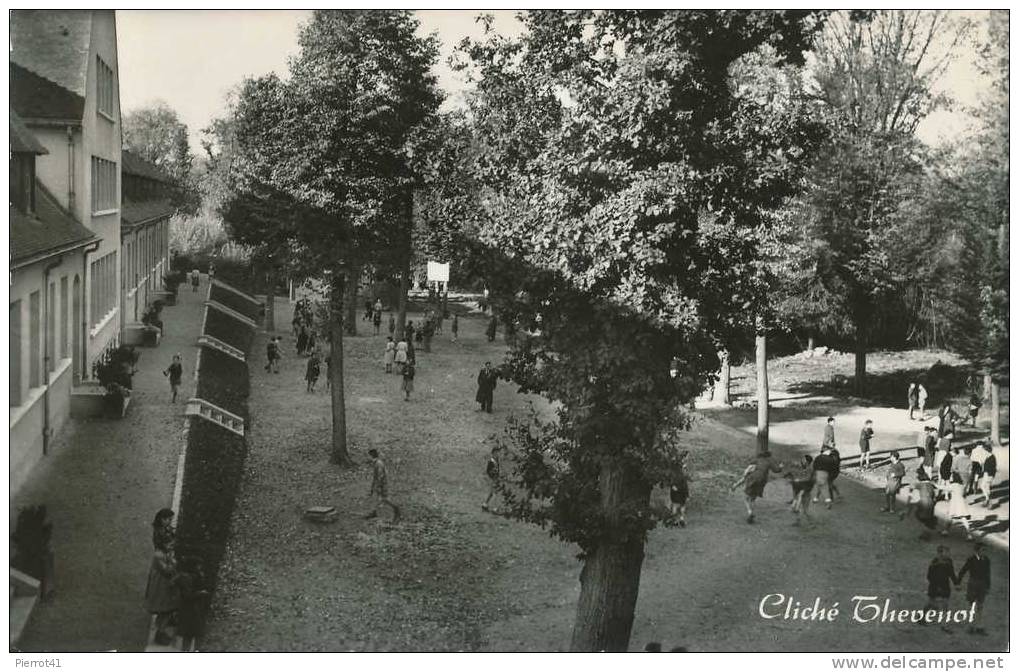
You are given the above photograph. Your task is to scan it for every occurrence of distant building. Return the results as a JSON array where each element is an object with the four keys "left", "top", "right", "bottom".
[
  {"left": 120, "top": 150, "right": 174, "bottom": 328},
  {"left": 9, "top": 9, "right": 138, "bottom": 491}
]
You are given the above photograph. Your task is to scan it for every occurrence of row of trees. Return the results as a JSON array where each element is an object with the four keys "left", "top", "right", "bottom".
[{"left": 141, "top": 10, "right": 1005, "bottom": 651}]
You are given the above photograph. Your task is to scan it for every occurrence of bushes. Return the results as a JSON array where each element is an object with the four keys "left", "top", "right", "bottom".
[
  {"left": 209, "top": 283, "right": 261, "bottom": 322},
  {"left": 205, "top": 308, "right": 255, "bottom": 354},
  {"left": 196, "top": 348, "right": 250, "bottom": 417},
  {"left": 176, "top": 418, "right": 247, "bottom": 592}
]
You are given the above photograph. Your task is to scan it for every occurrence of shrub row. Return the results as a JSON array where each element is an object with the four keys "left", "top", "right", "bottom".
[
  {"left": 204, "top": 307, "right": 256, "bottom": 354},
  {"left": 195, "top": 348, "right": 250, "bottom": 418},
  {"left": 175, "top": 279, "right": 257, "bottom": 638},
  {"left": 176, "top": 417, "right": 247, "bottom": 593},
  {"left": 209, "top": 283, "right": 262, "bottom": 322}
]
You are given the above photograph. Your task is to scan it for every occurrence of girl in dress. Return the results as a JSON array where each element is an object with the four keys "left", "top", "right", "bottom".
[
  {"left": 943, "top": 472, "right": 974, "bottom": 540},
  {"left": 384, "top": 337, "right": 396, "bottom": 373},
  {"left": 145, "top": 509, "right": 180, "bottom": 645},
  {"left": 394, "top": 340, "right": 409, "bottom": 374}
]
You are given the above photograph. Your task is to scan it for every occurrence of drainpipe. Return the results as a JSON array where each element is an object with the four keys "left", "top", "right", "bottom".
[
  {"left": 42, "top": 257, "right": 63, "bottom": 455},
  {"left": 66, "top": 126, "right": 75, "bottom": 213},
  {"left": 81, "top": 240, "right": 101, "bottom": 381}
]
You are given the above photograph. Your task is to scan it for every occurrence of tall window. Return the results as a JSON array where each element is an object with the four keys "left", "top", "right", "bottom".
[
  {"left": 47, "top": 282, "right": 56, "bottom": 374},
  {"left": 29, "top": 291, "right": 41, "bottom": 388},
  {"left": 89, "top": 251, "right": 118, "bottom": 328},
  {"left": 96, "top": 55, "right": 115, "bottom": 117},
  {"left": 11, "top": 301, "right": 22, "bottom": 406},
  {"left": 60, "top": 276, "right": 69, "bottom": 359},
  {"left": 91, "top": 156, "right": 117, "bottom": 213}
]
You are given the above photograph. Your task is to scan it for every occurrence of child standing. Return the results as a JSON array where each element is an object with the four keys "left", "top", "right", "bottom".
[
  {"left": 305, "top": 352, "right": 321, "bottom": 393},
  {"left": 482, "top": 446, "right": 502, "bottom": 514},
  {"left": 395, "top": 339, "right": 408, "bottom": 374},
  {"left": 388, "top": 313, "right": 396, "bottom": 339},
  {"left": 383, "top": 337, "right": 395, "bottom": 373},
  {"left": 451, "top": 314, "right": 459, "bottom": 343},
  {"left": 859, "top": 419, "right": 875, "bottom": 469},
  {"left": 881, "top": 451, "right": 905, "bottom": 514},
  {"left": 401, "top": 361, "right": 415, "bottom": 401},
  {"left": 366, "top": 449, "right": 401, "bottom": 522},
  {"left": 669, "top": 451, "right": 691, "bottom": 527}
]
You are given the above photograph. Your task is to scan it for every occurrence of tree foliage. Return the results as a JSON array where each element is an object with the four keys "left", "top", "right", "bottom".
[
  {"left": 122, "top": 100, "right": 202, "bottom": 215},
  {"left": 441, "top": 10, "right": 826, "bottom": 650},
  {"left": 773, "top": 11, "right": 972, "bottom": 382}
]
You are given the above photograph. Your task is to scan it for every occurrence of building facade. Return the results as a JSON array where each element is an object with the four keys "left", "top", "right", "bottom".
[
  {"left": 9, "top": 10, "right": 156, "bottom": 492},
  {"left": 120, "top": 150, "right": 174, "bottom": 328}
]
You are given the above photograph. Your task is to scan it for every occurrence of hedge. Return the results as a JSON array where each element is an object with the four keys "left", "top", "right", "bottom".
[
  {"left": 209, "top": 283, "right": 262, "bottom": 322},
  {"left": 204, "top": 307, "right": 255, "bottom": 354},
  {"left": 196, "top": 348, "right": 250, "bottom": 418},
  {"left": 176, "top": 417, "right": 247, "bottom": 593}
]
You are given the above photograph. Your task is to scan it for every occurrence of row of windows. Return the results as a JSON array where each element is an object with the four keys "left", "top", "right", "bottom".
[
  {"left": 89, "top": 251, "right": 117, "bottom": 328},
  {"left": 96, "top": 55, "right": 115, "bottom": 118},
  {"left": 122, "top": 220, "right": 169, "bottom": 292},
  {"left": 91, "top": 156, "right": 117, "bottom": 213},
  {"left": 10, "top": 275, "right": 79, "bottom": 407}
]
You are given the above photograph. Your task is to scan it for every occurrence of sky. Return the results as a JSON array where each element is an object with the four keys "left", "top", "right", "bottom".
[
  {"left": 116, "top": 10, "right": 991, "bottom": 153},
  {"left": 116, "top": 9, "right": 524, "bottom": 150}
]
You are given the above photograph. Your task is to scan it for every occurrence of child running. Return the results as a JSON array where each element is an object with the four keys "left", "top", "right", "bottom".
[{"left": 731, "top": 451, "right": 784, "bottom": 524}]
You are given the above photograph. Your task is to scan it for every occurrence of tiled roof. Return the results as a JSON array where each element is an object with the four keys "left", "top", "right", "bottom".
[
  {"left": 9, "top": 10, "right": 93, "bottom": 97},
  {"left": 10, "top": 62, "right": 85, "bottom": 121},
  {"left": 10, "top": 110, "right": 49, "bottom": 154},
  {"left": 122, "top": 199, "right": 175, "bottom": 229},
  {"left": 122, "top": 149, "right": 176, "bottom": 184},
  {"left": 11, "top": 181, "right": 97, "bottom": 264}
]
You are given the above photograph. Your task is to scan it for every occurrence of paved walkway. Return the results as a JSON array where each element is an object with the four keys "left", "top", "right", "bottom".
[
  {"left": 704, "top": 394, "right": 1010, "bottom": 549},
  {"left": 12, "top": 278, "right": 208, "bottom": 652}
]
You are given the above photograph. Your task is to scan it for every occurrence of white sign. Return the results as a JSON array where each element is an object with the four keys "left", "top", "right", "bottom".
[{"left": 426, "top": 261, "right": 450, "bottom": 283}]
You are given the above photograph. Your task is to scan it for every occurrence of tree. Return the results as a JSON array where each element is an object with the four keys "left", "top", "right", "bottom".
[
  {"left": 219, "top": 11, "right": 441, "bottom": 465},
  {"left": 123, "top": 101, "right": 202, "bottom": 215},
  {"left": 784, "top": 10, "right": 972, "bottom": 395},
  {"left": 942, "top": 10, "right": 1008, "bottom": 443},
  {"left": 451, "top": 10, "right": 824, "bottom": 651}
]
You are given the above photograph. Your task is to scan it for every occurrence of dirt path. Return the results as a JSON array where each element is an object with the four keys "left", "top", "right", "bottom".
[
  {"left": 205, "top": 302, "right": 1008, "bottom": 652},
  {"left": 14, "top": 280, "right": 208, "bottom": 652}
]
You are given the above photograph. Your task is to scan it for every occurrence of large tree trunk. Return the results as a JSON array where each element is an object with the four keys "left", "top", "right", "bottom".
[
  {"left": 756, "top": 332, "right": 769, "bottom": 456},
  {"left": 854, "top": 343, "right": 867, "bottom": 397},
  {"left": 344, "top": 265, "right": 359, "bottom": 336},
  {"left": 265, "top": 266, "right": 276, "bottom": 332},
  {"left": 990, "top": 380, "right": 1001, "bottom": 446},
  {"left": 329, "top": 273, "right": 350, "bottom": 466},
  {"left": 570, "top": 459, "right": 649, "bottom": 652},
  {"left": 715, "top": 349, "right": 731, "bottom": 405},
  {"left": 983, "top": 373, "right": 993, "bottom": 404},
  {"left": 396, "top": 191, "right": 413, "bottom": 336}
]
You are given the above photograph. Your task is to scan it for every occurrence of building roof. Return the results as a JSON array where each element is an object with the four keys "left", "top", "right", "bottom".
[
  {"left": 11, "top": 181, "right": 97, "bottom": 265},
  {"left": 122, "top": 149, "right": 176, "bottom": 184},
  {"left": 9, "top": 10, "right": 93, "bottom": 97},
  {"left": 10, "top": 62, "right": 86, "bottom": 122},
  {"left": 122, "top": 199, "right": 175, "bottom": 230},
  {"left": 10, "top": 110, "right": 49, "bottom": 154}
]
